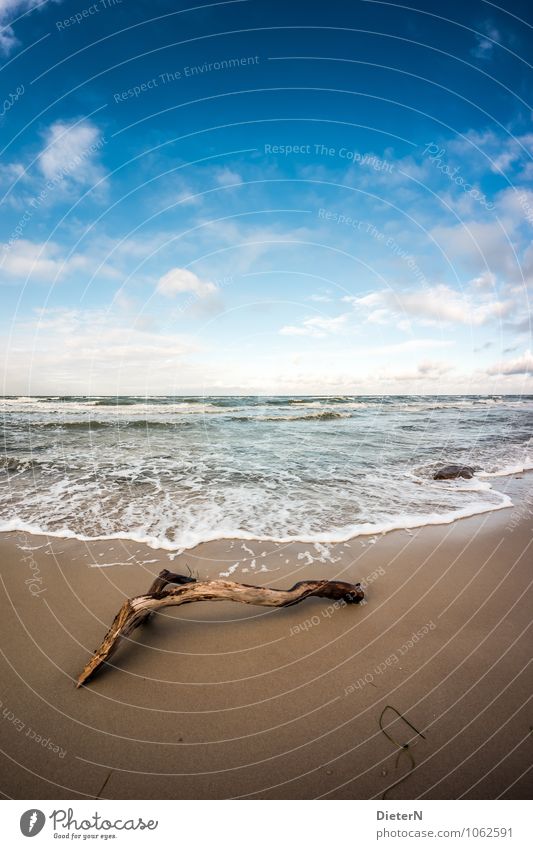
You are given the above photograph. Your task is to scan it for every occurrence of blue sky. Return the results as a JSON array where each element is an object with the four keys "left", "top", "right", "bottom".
[{"left": 0, "top": 0, "right": 532, "bottom": 394}]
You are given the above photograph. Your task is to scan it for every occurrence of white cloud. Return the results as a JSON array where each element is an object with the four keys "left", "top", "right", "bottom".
[
  {"left": 521, "top": 244, "right": 533, "bottom": 289},
  {"left": 487, "top": 350, "right": 533, "bottom": 376},
  {"left": 367, "top": 338, "right": 454, "bottom": 355},
  {"left": 469, "top": 271, "right": 496, "bottom": 290},
  {"left": 0, "top": 118, "right": 106, "bottom": 210},
  {"left": 490, "top": 136, "right": 533, "bottom": 175},
  {"left": 496, "top": 187, "right": 533, "bottom": 225},
  {"left": 0, "top": 0, "right": 47, "bottom": 55},
  {"left": 431, "top": 221, "right": 517, "bottom": 277},
  {"left": 0, "top": 161, "right": 26, "bottom": 186},
  {"left": 471, "top": 23, "right": 501, "bottom": 60},
  {"left": 1, "top": 307, "right": 200, "bottom": 394},
  {"left": 0, "top": 239, "right": 86, "bottom": 281},
  {"left": 215, "top": 168, "right": 243, "bottom": 187},
  {"left": 391, "top": 359, "right": 453, "bottom": 382},
  {"left": 451, "top": 130, "right": 533, "bottom": 177},
  {"left": 38, "top": 119, "right": 106, "bottom": 191},
  {"left": 279, "top": 313, "right": 349, "bottom": 338},
  {"left": 157, "top": 267, "right": 217, "bottom": 298},
  {"left": 353, "top": 285, "right": 513, "bottom": 327}
]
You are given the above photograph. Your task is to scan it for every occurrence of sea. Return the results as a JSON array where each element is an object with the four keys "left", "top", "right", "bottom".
[{"left": 1, "top": 395, "right": 532, "bottom": 553}]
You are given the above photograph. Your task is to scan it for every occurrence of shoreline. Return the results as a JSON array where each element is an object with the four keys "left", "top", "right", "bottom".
[
  {"left": 1, "top": 467, "right": 528, "bottom": 557},
  {"left": 4, "top": 393, "right": 532, "bottom": 558},
  {"left": 0, "top": 473, "right": 531, "bottom": 799}
]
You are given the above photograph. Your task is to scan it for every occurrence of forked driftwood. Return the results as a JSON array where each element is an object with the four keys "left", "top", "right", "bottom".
[{"left": 77, "top": 569, "right": 364, "bottom": 687}]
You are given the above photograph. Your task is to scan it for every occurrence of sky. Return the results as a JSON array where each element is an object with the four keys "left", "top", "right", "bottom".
[{"left": 0, "top": 0, "right": 532, "bottom": 395}]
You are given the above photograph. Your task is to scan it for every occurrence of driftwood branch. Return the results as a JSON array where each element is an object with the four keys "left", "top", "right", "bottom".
[{"left": 77, "top": 569, "right": 364, "bottom": 687}]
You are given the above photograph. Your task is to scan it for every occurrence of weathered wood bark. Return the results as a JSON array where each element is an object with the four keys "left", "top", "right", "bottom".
[{"left": 77, "top": 570, "right": 364, "bottom": 687}]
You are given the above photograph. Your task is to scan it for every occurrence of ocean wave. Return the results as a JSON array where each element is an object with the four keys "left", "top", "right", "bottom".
[
  {"left": 1, "top": 456, "right": 41, "bottom": 472},
  {"left": 412, "top": 454, "right": 533, "bottom": 481},
  {"left": 231, "top": 410, "right": 353, "bottom": 422},
  {"left": 2, "top": 394, "right": 531, "bottom": 555},
  {"left": 478, "top": 459, "right": 533, "bottom": 478},
  {"left": 92, "top": 398, "right": 139, "bottom": 406},
  {"left": 3, "top": 394, "right": 533, "bottom": 418},
  {"left": 260, "top": 396, "right": 355, "bottom": 406},
  {"left": 19, "top": 409, "right": 358, "bottom": 426},
  {"left": 31, "top": 419, "right": 201, "bottom": 431},
  {"left": 33, "top": 420, "right": 115, "bottom": 430},
  {"left": 0, "top": 488, "right": 513, "bottom": 553},
  {"left": 265, "top": 410, "right": 352, "bottom": 421}
]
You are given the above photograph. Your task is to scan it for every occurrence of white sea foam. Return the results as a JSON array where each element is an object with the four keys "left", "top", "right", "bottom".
[
  {"left": 478, "top": 460, "right": 533, "bottom": 478},
  {"left": 0, "top": 487, "right": 514, "bottom": 553}
]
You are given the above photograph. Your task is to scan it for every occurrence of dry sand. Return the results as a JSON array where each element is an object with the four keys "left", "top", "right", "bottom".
[{"left": 0, "top": 473, "right": 531, "bottom": 799}]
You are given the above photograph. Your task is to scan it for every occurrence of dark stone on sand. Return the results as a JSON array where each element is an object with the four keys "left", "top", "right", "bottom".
[{"left": 433, "top": 464, "right": 475, "bottom": 480}]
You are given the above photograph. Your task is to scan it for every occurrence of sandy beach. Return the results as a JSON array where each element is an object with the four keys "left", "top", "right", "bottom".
[{"left": 0, "top": 472, "right": 531, "bottom": 800}]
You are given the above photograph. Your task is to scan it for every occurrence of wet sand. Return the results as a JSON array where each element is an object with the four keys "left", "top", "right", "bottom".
[{"left": 0, "top": 473, "right": 531, "bottom": 799}]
